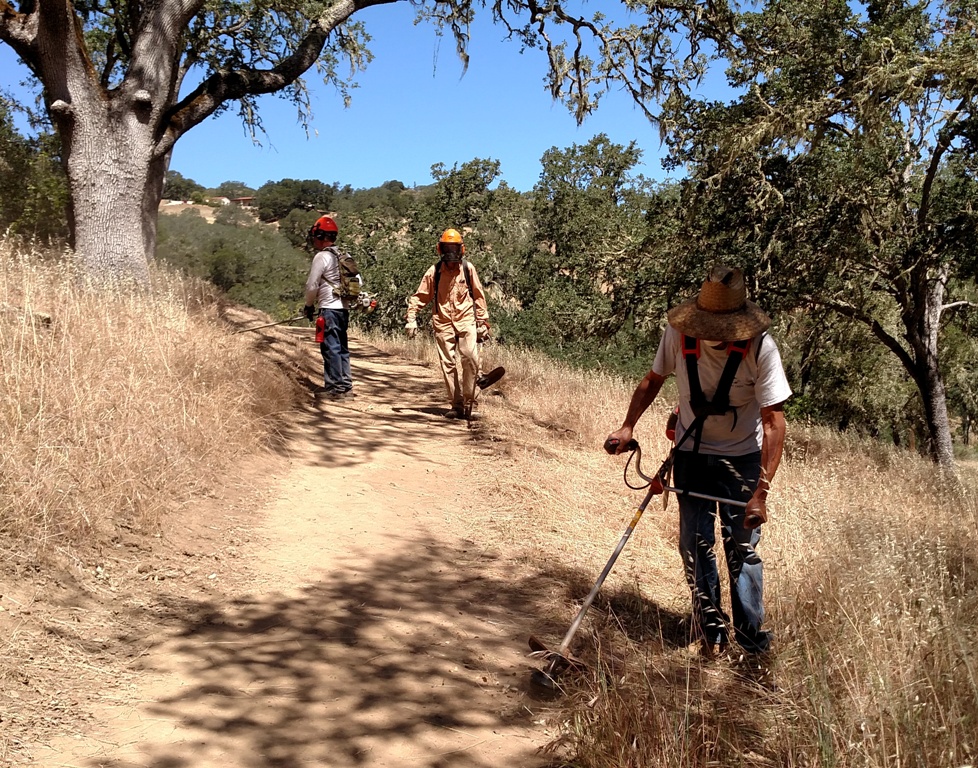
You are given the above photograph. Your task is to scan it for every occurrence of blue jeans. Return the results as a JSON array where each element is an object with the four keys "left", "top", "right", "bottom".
[
  {"left": 318, "top": 308, "right": 352, "bottom": 393},
  {"left": 673, "top": 450, "right": 771, "bottom": 653}
]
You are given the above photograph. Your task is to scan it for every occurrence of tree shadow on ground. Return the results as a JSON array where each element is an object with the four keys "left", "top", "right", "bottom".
[
  {"left": 524, "top": 561, "right": 691, "bottom": 655},
  {"left": 223, "top": 313, "right": 481, "bottom": 469},
  {"left": 85, "top": 533, "right": 561, "bottom": 768}
]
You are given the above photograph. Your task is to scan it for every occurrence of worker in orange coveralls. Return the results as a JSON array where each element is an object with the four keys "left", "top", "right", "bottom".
[{"left": 404, "top": 228, "right": 504, "bottom": 419}]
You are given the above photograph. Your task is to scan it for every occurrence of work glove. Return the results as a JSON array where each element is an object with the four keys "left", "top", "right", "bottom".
[
  {"left": 405, "top": 319, "right": 417, "bottom": 339},
  {"left": 477, "top": 321, "right": 491, "bottom": 344},
  {"left": 303, "top": 305, "right": 316, "bottom": 322}
]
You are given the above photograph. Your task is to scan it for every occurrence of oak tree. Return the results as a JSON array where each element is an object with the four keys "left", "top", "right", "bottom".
[
  {"left": 661, "top": 0, "right": 978, "bottom": 469},
  {"left": 0, "top": 0, "right": 719, "bottom": 283}
]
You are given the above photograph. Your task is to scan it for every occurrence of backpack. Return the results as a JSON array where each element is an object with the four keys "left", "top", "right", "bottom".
[{"left": 323, "top": 247, "right": 362, "bottom": 299}]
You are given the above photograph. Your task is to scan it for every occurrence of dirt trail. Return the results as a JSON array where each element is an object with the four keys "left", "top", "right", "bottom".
[{"left": 29, "top": 328, "right": 553, "bottom": 768}]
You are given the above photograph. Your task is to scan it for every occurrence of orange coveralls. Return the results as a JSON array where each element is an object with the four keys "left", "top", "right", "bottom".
[{"left": 407, "top": 260, "right": 489, "bottom": 411}]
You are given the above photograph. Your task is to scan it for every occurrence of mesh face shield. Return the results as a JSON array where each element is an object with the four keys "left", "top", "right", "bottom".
[{"left": 438, "top": 242, "right": 463, "bottom": 261}]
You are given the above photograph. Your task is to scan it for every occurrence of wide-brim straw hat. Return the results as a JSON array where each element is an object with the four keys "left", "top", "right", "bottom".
[{"left": 666, "top": 266, "right": 771, "bottom": 342}]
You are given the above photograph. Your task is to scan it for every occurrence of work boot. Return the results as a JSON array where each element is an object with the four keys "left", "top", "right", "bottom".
[
  {"left": 477, "top": 366, "right": 506, "bottom": 390},
  {"left": 314, "top": 386, "right": 343, "bottom": 400},
  {"left": 445, "top": 405, "right": 465, "bottom": 419},
  {"left": 700, "top": 638, "right": 729, "bottom": 660}
]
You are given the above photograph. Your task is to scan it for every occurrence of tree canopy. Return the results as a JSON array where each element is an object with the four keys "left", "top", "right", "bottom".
[
  {"left": 2, "top": 0, "right": 976, "bottom": 467},
  {"left": 656, "top": 0, "right": 978, "bottom": 468},
  {"left": 0, "top": 0, "right": 724, "bottom": 282}
]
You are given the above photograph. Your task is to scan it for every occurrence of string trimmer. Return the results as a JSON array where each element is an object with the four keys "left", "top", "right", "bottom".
[
  {"left": 232, "top": 314, "right": 305, "bottom": 334},
  {"left": 528, "top": 430, "right": 747, "bottom": 691}
]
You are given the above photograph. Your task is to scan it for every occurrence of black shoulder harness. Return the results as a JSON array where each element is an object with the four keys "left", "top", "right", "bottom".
[{"left": 681, "top": 335, "right": 752, "bottom": 453}]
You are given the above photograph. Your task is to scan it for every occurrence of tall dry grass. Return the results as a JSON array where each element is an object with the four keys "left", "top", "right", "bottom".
[
  {"left": 0, "top": 240, "right": 296, "bottom": 567},
  {"left": 368, "top": 329, "right": 978, "bottom": 768}
]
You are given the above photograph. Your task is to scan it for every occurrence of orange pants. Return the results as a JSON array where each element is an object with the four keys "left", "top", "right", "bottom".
[{"left": 434, "top": 324, "right": 480, "bottom": 408}]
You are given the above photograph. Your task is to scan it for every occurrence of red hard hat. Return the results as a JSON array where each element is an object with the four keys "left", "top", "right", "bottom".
[
  {"left": 314, "top": 216, "right": 338, "bottom": 234},
  {"left": 310, "top": 216, "right": 338, "bottom": 247}
]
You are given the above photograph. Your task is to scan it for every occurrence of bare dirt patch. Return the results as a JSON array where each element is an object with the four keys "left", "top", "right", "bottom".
[
  {"left": 1, "top": 312, "right": 558, "bottom": 767},
  {"left": 158, "top": 201, "right": 220, "bottom": 222}
]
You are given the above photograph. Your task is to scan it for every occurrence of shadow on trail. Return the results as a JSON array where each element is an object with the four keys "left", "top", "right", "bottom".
[
  {"left": 226, "top": 314, "right": 474, "bottom": 469},
  {"left": 522, "top": 559, "right": 692, "bottom": 657},
  {"left": 91, "top": 535, "right": 554, "bottom": 768},
  {"left": 286, "top": 341, "right": 483, "bottom": 471}
]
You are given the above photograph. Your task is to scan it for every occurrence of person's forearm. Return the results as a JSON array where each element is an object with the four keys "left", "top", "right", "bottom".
[
  {"left": 757, "top": 407, "right": 786, "bottom": 494},
  {"left": 406, "top": 293, "right": 429, "bottom": 321},
  {"left": 621, "top": 371, "right": 665, "bottom": 430},
  {"left": 471, "top": 272, "right": 489, "bottom": 323}
]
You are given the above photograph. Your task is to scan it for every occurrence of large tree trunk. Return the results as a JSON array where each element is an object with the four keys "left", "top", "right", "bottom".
[
  {"left": 915, "top": 356, "right": 956, "bottom": 470},
  {"left": 27, "top": 0, "right": 164, "bottom": 285},
  {"left": 62, "top": 104, "right": 157, "bottom": 284}
]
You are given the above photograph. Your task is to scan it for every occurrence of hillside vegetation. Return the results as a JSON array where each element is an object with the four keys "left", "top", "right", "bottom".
[
  {"left": 4, "top": 95, "right": 976, "bottom": 463},
  {"left": 3, "top": 240, "right": 976, "bottom": 767}
]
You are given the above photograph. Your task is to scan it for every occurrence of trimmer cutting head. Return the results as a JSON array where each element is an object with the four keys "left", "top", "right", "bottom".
[
  {"left": 530, "top": 666, "right": 561, "bottom": 691},
  {"left": 528, "top": 635, "right": 586, "bottom": 692}
]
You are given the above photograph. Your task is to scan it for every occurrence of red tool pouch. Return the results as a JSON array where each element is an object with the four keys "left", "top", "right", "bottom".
[
  {"left": 665, "top": 406, "right": 679, "bottom": 442},
  {"left": 315, "top": 314, "right": 325, "bottom": 343}
]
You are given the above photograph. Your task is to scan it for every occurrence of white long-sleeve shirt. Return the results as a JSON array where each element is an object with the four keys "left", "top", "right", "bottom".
[{"left": 304, "top": 247, "right": 348, "bottom": 310}]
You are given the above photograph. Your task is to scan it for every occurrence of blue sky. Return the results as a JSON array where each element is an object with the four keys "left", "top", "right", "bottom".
[{"left": 1, "top": 4, "right": 693, "bottom": 193}]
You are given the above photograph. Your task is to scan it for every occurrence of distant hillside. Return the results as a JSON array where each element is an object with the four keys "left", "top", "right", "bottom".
[{"left": 158, "top": 200, "right": 219, "bottom": 223}]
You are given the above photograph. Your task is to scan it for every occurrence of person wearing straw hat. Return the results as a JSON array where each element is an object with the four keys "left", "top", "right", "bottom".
[{"left": 607, "top": 265, "right": 791, "bottom": 658}]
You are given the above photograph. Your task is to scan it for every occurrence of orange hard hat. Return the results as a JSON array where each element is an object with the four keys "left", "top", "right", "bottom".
[
  {"left": 439, "top": 228, "right": 463, "bottom": 245},
  {"left": 437, "top": 228, "right": 465, "bottom": 259}
]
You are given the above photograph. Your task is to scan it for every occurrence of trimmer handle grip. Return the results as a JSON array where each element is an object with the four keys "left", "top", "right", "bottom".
[{"left": 603, "top": 437, "right": 639, "bottom": 455}]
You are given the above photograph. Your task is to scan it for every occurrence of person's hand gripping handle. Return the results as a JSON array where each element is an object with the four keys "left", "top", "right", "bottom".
[
  {"left": 744, "top": 479, "right": 769, "bottom": 529},
  {"left": 603, "top": 436, "right": 639, "bottom": 455}
]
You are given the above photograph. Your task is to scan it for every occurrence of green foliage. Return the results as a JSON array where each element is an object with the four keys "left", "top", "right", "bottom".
[
  {"left": 213, "top": 181, "right": 256, "bottom": 199},
  {"left": 514, "top": 134, "right": 663, "bottom": 364},
  {"left": 658, "top": 0, "right": 978, "bottom": 464},
  {"left": 331, "top": 180, "right": 416, "bottom": 219},
  {"left": 347, "top": 159, "right": 518, "bottom": 335},
  {"left": 0, "top": 99, "right": 68, "bottom": 243},
  {"left": 157, "top": 209, "right": 308, "bottom": 315},
  {"left": 164, "top": 171, "right": 207, "bottom": 203},
  {"left": 779, "top": 310, "right": 920, "bottom": 445},
  {"left": 278, "top": 209, "right": 321, "bottom": 249},
  {"left": 213, "top": 204, "right": 257, "bottom": 228},
  {"left": 254, "top": 179, "right": 334, "bottom": 222}
]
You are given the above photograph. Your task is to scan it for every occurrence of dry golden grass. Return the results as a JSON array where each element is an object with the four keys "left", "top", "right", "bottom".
[
  {"left": 369, "top": 330, "right": 978, "bottom": 768},
  {"left": 0, "top": 240, "right": 296, "bottom": 567},
  {"left": 4, "top": 238, "right": 975, "bottom": 768}
]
